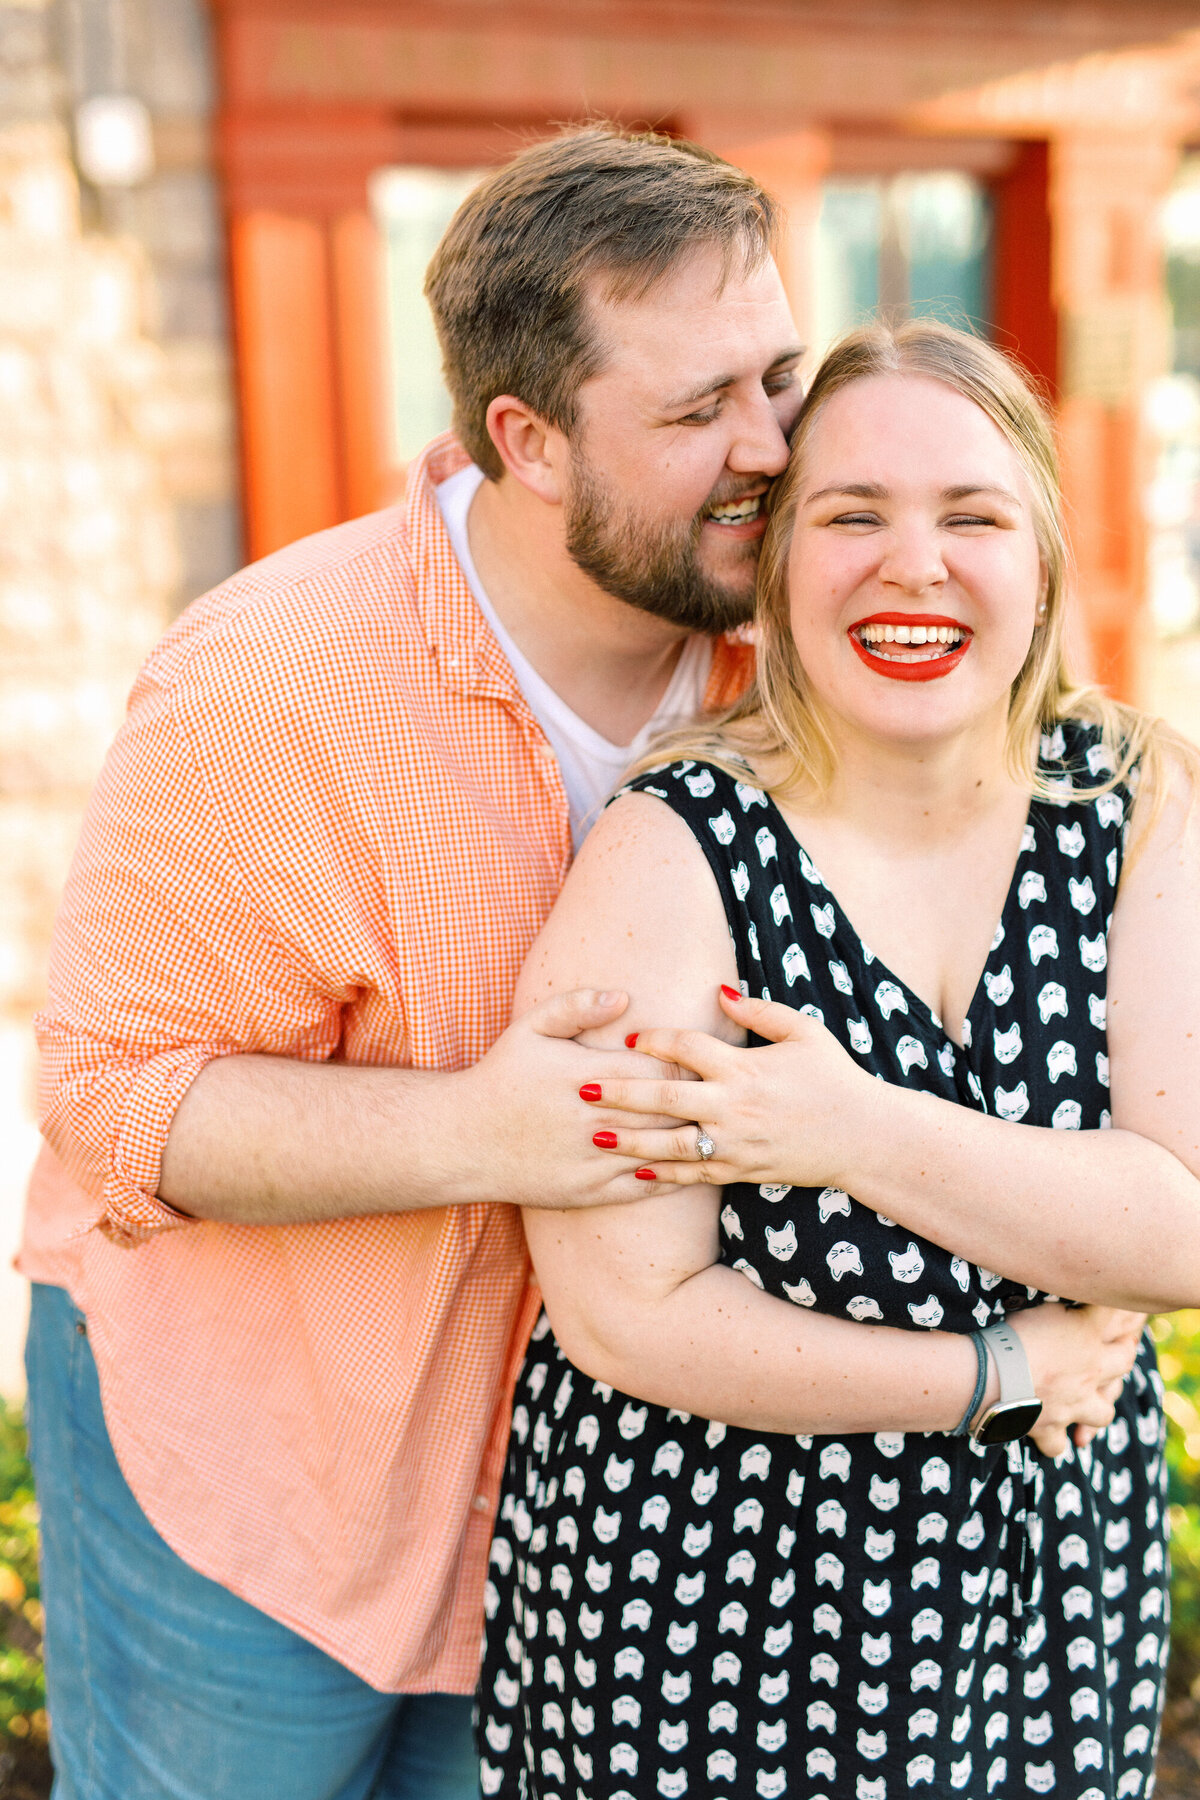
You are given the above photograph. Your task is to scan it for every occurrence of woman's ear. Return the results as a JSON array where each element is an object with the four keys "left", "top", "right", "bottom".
[{"left": 485, "top": 396, "right": 569, "bottom": 505}]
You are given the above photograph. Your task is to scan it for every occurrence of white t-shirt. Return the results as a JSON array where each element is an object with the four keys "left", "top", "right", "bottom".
[{"left": 436, "top": 463, "right": 713, "bottom": 850}]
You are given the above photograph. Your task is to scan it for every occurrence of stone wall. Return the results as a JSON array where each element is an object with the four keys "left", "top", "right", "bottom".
[{"left": 0, "top": 0, "right": 238, "bottom": 1394}]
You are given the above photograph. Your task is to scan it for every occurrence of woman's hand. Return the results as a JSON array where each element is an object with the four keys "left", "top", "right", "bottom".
[
  {"left": 1008, "top": 1303, "right": 1145, "bottom": 1458},
  {"left": 583, "top": 986, "right": 875, "bottom": 1188}
]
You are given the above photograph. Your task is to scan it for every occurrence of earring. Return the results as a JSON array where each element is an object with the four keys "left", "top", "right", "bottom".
[{"left": 1035, "top": 604, "right": 1047, "bottom": 624}]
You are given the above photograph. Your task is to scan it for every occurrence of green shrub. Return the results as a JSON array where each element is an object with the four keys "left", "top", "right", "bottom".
[
  {"left": 1155, "top": 1310, "right": 1200, "bottom": 1689},
  {"left": 0, "top": 1399, "right": 44, "bottom": 1747}
]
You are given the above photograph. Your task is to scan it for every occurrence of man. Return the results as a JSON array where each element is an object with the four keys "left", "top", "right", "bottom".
[{"left": 22, "top": 125, "right": 803, "bottom": 1799}]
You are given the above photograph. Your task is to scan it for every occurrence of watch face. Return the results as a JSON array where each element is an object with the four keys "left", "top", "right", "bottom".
[{"left": 973, "top": 1399, "right": 1043, "bottom": 1447}]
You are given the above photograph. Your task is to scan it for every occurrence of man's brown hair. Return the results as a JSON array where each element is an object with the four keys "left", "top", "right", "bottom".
[{"left": 424, "top": 124, "right": 779, "bottom": 479}]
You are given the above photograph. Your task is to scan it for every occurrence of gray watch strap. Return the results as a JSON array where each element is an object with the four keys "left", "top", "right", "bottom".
[{"left": 979, "top": 1320, "right": 1036, "bottom": 1405}]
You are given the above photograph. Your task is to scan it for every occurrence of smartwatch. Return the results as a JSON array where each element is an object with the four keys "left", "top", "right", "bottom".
[{"left": 969, "top": 1320, "right": 1043, "bottom": 1446}]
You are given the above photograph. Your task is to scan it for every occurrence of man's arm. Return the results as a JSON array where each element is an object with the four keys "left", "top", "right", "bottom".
[
  {"left": 39, "top": 695, "right": 660, "bottom": 1235},
  {"left": 158, "top": 991, "right": 656, "bottom": 1223}
]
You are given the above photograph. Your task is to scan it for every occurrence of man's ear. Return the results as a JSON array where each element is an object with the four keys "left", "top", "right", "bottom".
[{"left": 485, "top": 396, "right": 569, "bottom": 504}]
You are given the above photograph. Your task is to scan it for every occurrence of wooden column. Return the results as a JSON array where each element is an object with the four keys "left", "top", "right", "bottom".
[
  {"left": 1050, "top": 132, "right": 1177, "bottom": 699},
  {"left": 228, "top": 212, "right": 342, "bottom": 562},
  {"left": 989, "top": 141, "right": 1058, "bottom": 398},
  {"left": 719, "top": 129, "right": 832, "bottom": 356},
  {"left": 330, "top": 210, "right": 394, "bottom": 518}
]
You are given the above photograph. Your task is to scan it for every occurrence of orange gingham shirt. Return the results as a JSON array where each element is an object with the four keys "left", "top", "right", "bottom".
[{"left": 20, "top": 433, "right": 753, "bottom": 1692}]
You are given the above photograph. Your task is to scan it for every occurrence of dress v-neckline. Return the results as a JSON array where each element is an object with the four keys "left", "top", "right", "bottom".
[{"left": 753, "top": 785, "right": 1040, "bottom": 1053}]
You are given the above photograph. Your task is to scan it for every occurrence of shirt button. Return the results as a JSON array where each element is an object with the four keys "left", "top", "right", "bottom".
[{"left": 472, "top": 1494, "right": 490, "bottom": 1512}]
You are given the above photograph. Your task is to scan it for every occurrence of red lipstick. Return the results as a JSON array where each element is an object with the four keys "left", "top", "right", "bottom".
[{"left": 847, "top": 613, "right": 972, "bottom": 684}]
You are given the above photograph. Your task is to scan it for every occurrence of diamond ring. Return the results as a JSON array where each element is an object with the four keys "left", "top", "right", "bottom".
[{"left": 695, "top": 1131, "right": 715, "bottom": 1162}]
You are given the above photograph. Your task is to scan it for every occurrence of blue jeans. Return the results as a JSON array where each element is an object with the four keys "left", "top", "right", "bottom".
[{"left": 24, "top": 1282, "right": 481, "bottom": 1800}]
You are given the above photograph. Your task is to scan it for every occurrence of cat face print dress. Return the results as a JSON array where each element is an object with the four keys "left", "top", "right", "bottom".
[{"left": 479, "top": 721, "right": 1169, "bottom": 1800}]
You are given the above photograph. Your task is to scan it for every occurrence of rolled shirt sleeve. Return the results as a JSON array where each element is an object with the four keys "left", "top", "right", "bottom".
[{"left": 36, "top": 678, "right": 347, "bottom": 1243}]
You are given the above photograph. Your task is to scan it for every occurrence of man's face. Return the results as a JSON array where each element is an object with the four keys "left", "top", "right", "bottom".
[{"left": 563, "top": 242, "right": 804, "bottom": 634}]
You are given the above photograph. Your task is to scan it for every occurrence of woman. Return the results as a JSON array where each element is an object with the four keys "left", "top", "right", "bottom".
[{"left": 479, "top": 321, "right": 1200, "bottom": 1800}]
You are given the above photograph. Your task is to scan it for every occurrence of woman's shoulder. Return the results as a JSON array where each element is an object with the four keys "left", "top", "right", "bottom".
[
  {"left": 1033, "top": 714, "right": 1136, "bottom": 829},
  {"left": 616, "top": 755, "right": 768, "bottom": 817},
  {"left": 1026, "top": 714, "right": 1145, "bottom": 920},
  {"left": 1036, "top": 713, "right": 1124, "bottom": 789},
  {"left": 607, "top": 757, "right": 786, "bottom": 921}
]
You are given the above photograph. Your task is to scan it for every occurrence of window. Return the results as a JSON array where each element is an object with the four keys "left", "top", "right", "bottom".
[
  {"left": 813, "top": 172, "right": 990, "bottom": 354},
  {"left": 370, "top": 166, "right": 483, "bottom": 464}
]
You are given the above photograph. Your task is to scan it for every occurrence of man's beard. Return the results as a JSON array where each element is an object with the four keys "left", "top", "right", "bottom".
[{"left": 564, "top": 456, "right": 758, "bottom": 636}]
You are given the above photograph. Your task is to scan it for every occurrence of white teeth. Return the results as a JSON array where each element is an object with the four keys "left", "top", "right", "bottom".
[
  {"left": 708, "top": 497, "right": 761, "bottom": 523},
  {"left": 853, "top": 622, "right": 967, "bottom": 660}
]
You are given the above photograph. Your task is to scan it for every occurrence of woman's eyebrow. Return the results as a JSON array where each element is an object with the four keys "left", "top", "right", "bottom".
[
  {"left": 803, "top": 482, "right": 887, "bottom": 504},
  {"left": 941, "top": 483, "right": 1022, "bottom": 506},
  {"left": 802, "top": 482, "right": 1022, "bottom": 506}
]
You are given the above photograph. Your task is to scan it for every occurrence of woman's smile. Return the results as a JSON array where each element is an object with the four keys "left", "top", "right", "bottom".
[
  {"left": 848, "top": 611, "right": 973, "bottom": 682},
  {"left": 787, "top": 371, "right": 1045, "bottom": 740}
]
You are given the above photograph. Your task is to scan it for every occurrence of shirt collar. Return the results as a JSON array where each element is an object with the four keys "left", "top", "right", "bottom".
[
  {"left": 405, "top": 433, "right": 522, "bottom": 702},
  {"left": 404, "top": 431, "right": 754, "bottom": 711}
]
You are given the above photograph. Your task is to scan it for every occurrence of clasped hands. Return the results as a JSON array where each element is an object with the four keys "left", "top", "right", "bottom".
[
  {"left": 582, "top": 984, "right": 871, "bottom": 1189},
  {"left": 580, "top": 984, "right": 1145, "bottom": 1458}
]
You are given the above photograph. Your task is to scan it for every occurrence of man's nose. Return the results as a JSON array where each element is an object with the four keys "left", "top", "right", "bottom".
[{"left": 726, "top": 390, "right": 791, "bottom": 478}]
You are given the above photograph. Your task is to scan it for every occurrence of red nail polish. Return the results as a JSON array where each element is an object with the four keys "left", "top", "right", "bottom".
[
  {"left": 635, "top": 1167, "right": 656, "bottom": 1181},
  {"left": 592, "top": 1131, "right": 618, "bottom": 1149},
  {"left": 624, "top": 1032, "right": 639, "bottom": 1049},
  {"left": 720, "top": 984, "right": 741, "bottom": 1002},
  {"left": 579, "top": 1084, "right": 602, "bottom": 1102}
]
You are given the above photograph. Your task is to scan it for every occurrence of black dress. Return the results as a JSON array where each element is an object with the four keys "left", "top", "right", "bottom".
[{"left": 480, "top": 720, "right": 1168, "bottom": 1800}]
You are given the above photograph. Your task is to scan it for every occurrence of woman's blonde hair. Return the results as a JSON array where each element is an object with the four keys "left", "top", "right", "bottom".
[{"left": 636, "top": 317, "right": 1192, "bottom": 823}]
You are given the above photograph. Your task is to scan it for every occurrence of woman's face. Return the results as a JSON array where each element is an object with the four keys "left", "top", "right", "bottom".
[{"left": 786, "top": 372, "right": 1046, "bottom": 755}]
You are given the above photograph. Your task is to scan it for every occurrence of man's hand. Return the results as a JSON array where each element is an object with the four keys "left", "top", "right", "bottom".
[
  {"left": 161, "top": 989, "right": 679, "bottom": 1226},
  {"left": 442, "top": 989, "right": 685, "bottom": 1209},
  {"left": 580, "top": 991, "right": 872, "bottom": 1190}
]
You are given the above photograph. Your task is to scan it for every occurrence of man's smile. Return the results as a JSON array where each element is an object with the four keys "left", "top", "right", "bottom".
[{"left": 701, "top": 490, "right": 768, "bottom": 540}]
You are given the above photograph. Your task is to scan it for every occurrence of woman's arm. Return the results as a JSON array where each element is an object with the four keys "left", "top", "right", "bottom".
[
  {"left": 520, "top": 793, "right": 1141, "bottom": 1452},
  {"left": 592, "top": 764, "right": 1200, "bottom": 1313}
]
